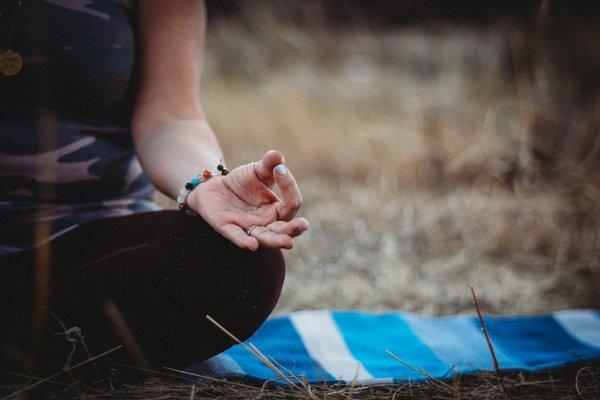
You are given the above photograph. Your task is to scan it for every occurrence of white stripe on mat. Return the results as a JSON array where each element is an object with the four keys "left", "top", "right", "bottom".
[
  {"left": 290, "top": 310, "right": 374, "bottom": 382},
  {"left": 553, "top": 309, "right": 600, "bottom": 349},
  {"left": 401, "top": 313, "right": 521, "bottom": 370}
]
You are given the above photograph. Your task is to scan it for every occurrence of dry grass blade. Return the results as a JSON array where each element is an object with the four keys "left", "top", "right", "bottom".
[
  {"left": 0, "top": 345, "right": 122, "bottom": 400},
  {"left": 1, "top": 371, "right": 66, "bottom": 386},
  {"left": 163, "top": 367, "right": 261, "bottom": 391},
  {"left": 205, "top": 314, "right": 319, "bottom": 399},
  {"left": 384, "top": 349, "right": 459, "bottom": 394},
  {"left": 471, "top": 286, "right": 511, "bottom": 400},
  {"left": 103, "top": 299, "right": 153, "bottom": 370},
  {"left": 260, "top": 348, "right": 316, "bottom": 398}
]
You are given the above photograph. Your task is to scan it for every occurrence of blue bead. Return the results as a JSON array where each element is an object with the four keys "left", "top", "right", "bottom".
[{"left": 191, "top": 177, "right": 200, "bottom": 186}]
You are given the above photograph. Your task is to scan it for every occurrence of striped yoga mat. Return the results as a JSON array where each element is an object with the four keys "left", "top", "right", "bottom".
[{"left": 191, "top": 309, "right": 600, "bottom": 384}]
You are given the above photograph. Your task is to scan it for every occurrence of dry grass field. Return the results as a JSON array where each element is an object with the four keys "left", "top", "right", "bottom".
[{"left": 179, "top": 7, "right": 600, "bottom": 316}]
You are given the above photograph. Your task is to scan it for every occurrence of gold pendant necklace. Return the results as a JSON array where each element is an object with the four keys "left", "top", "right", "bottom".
[
  {"left": 0, "top": 0, "right": 25, "bottom": 77},
  {"left": 0, "top": 48, "right": 22, "bottom": 76}
]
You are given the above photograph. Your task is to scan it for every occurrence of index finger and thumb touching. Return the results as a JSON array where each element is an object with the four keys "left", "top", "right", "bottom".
[
  {"left": 254, "top": 149, "right": 304, "bottom": 222},
  {"left": 255, "top": 148, "right": 306, "bottom": 223}
]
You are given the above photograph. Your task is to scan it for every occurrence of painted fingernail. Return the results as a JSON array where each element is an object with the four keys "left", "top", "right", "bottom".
[{"left": 275, "top": 164, "right": 287, "bottom": 175}]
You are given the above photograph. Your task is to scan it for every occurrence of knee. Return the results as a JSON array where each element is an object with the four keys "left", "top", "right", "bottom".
[
  {"left": 241, "top": 247, "right": 286, "bottom": 315},
  {"left": 215, "top": 247, "right": 286, "bottom": 342},
  {"left": 184, "top": 218, "right": 287, "bottom": 309},
  {"left": 246, "top": 247, "right": 286, "bottom": 311},
  {"left": 170, "top": 217, "right": 287, "bottom": 338}
]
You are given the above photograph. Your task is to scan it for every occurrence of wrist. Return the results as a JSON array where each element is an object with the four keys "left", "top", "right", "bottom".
[
  {"left": 176, "top": 160, "right": 230, "bottom": 213},
  {"left": 186, "top": 174, "right": 215, "bottom": 211}
]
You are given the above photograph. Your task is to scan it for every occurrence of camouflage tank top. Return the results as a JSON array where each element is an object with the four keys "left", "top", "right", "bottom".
[{"left": 0, "top": 0, "right": 158, "bottom": 254}]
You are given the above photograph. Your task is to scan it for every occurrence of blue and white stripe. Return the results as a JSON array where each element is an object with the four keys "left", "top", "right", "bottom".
[{"left": 192, "top": 309, "right": 600, "bottom": 384}]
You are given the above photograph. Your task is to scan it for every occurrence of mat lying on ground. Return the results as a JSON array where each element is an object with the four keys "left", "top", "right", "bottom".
[{"left": 191, "top": 309, "right": 600, "bottom": 384}]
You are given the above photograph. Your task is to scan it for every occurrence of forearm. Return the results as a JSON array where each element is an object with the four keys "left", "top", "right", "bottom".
[
  {"left": 132, "top": 0, "right": 216, "bottom": 199},
  {"left": 132, "top": 117, "right": 226, "bottom": 200}
]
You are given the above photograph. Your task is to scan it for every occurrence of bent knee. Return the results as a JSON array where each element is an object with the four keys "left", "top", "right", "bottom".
[
  {"left": 214, "top": 247, "right": 286, "bottom": 342},
  {"left": 239, "top": 247, "right": 286, "bottom": 316},
  {"left": 248, "top": 247, "right": 286, "bottom": 288},
  {"left": 167, "top": 223, "right": 287, "bottom": 335}
]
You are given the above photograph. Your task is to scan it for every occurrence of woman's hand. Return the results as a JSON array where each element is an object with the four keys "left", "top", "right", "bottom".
[{"left": 187, "top": 150, "right": 309, "bottom": 251}]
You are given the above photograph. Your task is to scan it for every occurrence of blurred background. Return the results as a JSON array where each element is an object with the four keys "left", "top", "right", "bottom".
[{"left": 177, "top": 0, "right": 600, "bottom": 314}]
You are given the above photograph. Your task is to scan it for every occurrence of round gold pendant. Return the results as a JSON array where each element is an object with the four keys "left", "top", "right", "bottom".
[{"left": 0, "top": 49, "right": 23, "bottom": 76}]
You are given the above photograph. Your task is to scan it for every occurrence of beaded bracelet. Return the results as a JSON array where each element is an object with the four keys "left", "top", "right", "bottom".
[{"left": 177, "top": 160, "right": 229, "bottom": 214}]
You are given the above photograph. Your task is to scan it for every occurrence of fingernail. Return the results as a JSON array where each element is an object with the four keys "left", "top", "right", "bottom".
[{"left": 275, "top": 164, "right": 287, "bottom": 175}]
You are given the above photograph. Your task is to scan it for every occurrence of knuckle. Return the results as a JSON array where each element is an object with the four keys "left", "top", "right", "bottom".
[
  {"left": 271, "top": 221, "right": 285, "bottom": 232},
  {"left": 254, "top": 162, "right": 271, "bottom": 183}
]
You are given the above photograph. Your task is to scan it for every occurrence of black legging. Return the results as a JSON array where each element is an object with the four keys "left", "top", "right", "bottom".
[{"left": 0, "top": 210, "right": 285, "bottom": 378}]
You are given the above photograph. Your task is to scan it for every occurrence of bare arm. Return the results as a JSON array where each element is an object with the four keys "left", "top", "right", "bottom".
[
  {"left": 132, "top": 0, "right": 220, "bottom": 199},
  {"left": 131, "top": 0, "right": 309, "bottom": 250}
]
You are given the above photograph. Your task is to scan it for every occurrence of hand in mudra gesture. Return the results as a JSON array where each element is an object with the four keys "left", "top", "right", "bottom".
[{"left": 187, "top": 150, "right": 309, "bottom": 250}]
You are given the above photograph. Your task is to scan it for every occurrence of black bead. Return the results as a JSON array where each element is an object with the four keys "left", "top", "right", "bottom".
[
  {"left": 217, "top": 164, "right": 224, "bottom": 171},
  {"left": 185, "top": 182, "right": 194, "bottom": 190}
]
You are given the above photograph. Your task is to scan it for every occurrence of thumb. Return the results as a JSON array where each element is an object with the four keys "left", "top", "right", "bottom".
[{"left": 254, "top": 150, "right": 285, "bottom": 184}]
